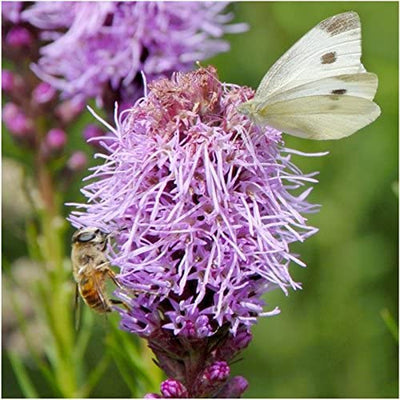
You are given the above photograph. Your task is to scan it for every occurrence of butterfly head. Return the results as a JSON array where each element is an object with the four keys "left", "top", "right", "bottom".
[{"left": 238, "top": 99, "right": 268, "bottom": 126}]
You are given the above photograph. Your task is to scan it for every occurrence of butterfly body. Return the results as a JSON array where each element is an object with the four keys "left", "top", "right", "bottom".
[{"left": 238, "top": 11, "right": 381, "bottom": 140}]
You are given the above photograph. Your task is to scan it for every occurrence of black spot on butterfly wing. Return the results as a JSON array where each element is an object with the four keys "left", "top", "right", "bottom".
[
  {"left": 331, "top": 89, "right": 347, "bottom": 95},
  {"left": 321, "top": 51, "right": 337, "bottom": 64}
]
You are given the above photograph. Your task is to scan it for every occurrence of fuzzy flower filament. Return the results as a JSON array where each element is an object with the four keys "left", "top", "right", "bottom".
[{"left": 69, "top": 67, "right": 322, "bottom": 397}]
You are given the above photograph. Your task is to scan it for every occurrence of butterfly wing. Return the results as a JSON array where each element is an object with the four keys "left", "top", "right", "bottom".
[
  {"left": 259, "top": 95, "right": 380, "bottom": 140},
  {"left": 239, "top": 11, "right": 380, "bottom": 140},
  {"left": 254, "top": 11, "right": 364, "bottom": 101},
  {"left": 261, "top": 72, "right": 378, "bottom": 105}
]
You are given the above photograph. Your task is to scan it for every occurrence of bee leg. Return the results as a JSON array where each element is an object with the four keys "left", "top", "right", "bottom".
[
  {"left": 110, "top": 298, "right": 130, "bottom": 311},
  {"left": 105, "top": 268, "right": 123, "bottom": 289},
  {"left": 104, "top": 269, "right": 131, "bottom": 311}
]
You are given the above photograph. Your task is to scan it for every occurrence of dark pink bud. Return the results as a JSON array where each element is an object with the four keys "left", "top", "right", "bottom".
[
  {"left": 160, "top": 379, "right": 188, "bottom": 398},
  {"left": 233, "top": 329, "right": 252, "bottom": 350},
  {"left": 45, "top": 128, "right": 67, "bottom": 151},
  {"left": 143, "top": 394, "right": 162, "bottom": 399},
  {"left": 55, "top": 99, "right": 84, "bottom": 124},
  {"left": 5, "top": 26, "right": 33, "bottom": 48},
  {"left": 67, "top": 151, "right": 87, "bottom": 172},
  {"left": 217, "top": 376, "right": 248, "bottom": 398},
  {"left": 204, "top": 361, "right": 230, "bottom": 382},
  {"left": 32, "top": 82, "right": 56, "bottom": 104},
  {"left": 2, "top": 70, "right": 14, "bottom": 92},
  {"left": 3, "top": 102, "right": 33, "bottom": 137}
]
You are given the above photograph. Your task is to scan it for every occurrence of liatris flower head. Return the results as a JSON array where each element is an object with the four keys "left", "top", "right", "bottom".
[
  {"left": 69, "top": 66, "right": 322, "bottom": 396},
  {"left": 22, "top": 2, "right": 247, "bottom": 117}
]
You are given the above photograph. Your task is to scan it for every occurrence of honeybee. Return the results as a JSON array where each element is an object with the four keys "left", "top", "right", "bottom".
[{"left": 71, "top": 227, "right": 125, "bottom": 314}]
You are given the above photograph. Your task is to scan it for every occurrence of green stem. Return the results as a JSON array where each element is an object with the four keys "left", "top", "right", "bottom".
[{"left": 32, "top": 115, "right": 81, "bottom": 397}]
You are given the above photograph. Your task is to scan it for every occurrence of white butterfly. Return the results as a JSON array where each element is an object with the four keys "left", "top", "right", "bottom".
[{"left": 238, "top": 11, "right": 381, "bottom": 140}]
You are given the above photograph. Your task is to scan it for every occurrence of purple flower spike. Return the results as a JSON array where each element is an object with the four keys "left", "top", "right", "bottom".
[
  {"left": 160, "top": 379, "right": 188, "bottom": 398},
  {"left": 69, "top": 66, "right": 324, "bottom": 396},
  {"left": 22, "top": 2, "right": 247, "bottom": 111}
]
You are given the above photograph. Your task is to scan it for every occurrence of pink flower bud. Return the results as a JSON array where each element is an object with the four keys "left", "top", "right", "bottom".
[
  {"left": 32, "top": 82, "right": 56, "bottom": 104},
  {"left": 160, "top": 379, "right": 188, "bottom": 398},
  {"left": 233, "top": 328, "right": 252, "bottom": 350},
  {"left": 204, "top": 361, "right": 230, "bottom": 382},
  {"left": 217, "top": 376, "right": 248, "bottom": 397},
  {"left": 3, "top": 103, "right": 33, "bottom": 137},
  {"left": 67, "top": 151, "right": 87, "bottom": 172},
  {"left": 2, "top": 70, "right": 14, "bottom": 92},
  {"left": 55, "top": 99, "right": 84, "bottom": 124},
  {"left": 5, "top": 26, "right": 33, "bottom": 48},
  {"left": 45, "top": 128, "right": 67, "bottom": 151}
]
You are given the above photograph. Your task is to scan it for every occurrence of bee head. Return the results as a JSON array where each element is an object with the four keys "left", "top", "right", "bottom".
[{"left": 72, "top": 227, "right": 108, "bottom": 245}]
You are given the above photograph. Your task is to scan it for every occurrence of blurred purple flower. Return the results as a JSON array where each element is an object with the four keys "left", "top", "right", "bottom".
[
  {"left": 22, "top": 2, "right": 247, "bottom": 111},
  {"left": 2, "top": 1, "right": 23, "bottom": 23},
  {"left": 2, "top": 70, "right": 14, "bottom": 92},
  {"left": 69, "top": 66, "right": 324, "bottom": 396},
  {"left": 2, "top": 102, "right": 34, "bottom": 138},
  {"left": 67, "top": 151, "right": 87, "bottom": 172}
]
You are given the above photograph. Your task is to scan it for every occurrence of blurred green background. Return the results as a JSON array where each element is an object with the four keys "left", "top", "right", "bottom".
[
  {"left": 3, "top": 1, "right": 398, "bottom": 398},
  {"left": 211, "top": 2, "right": 398, "bottom": 397}
]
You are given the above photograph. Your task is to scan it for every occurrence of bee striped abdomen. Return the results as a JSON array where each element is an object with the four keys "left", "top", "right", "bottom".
[{"left": 79, "top": 276, "right": 111, "bottom": 313}]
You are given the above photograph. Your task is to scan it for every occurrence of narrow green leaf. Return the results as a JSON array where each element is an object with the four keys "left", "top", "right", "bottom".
[
  {"left": 8, "top": 351, "right": 38, "bottom": 398},
  {"left": 81, "top": 353, "right": 112, "bottom": 397},
  {"left": 108, "top": 348, "right": 140, "bottom": 397},
  {"left": 380, "top": 308, "right": 398, "bottom": 341}
]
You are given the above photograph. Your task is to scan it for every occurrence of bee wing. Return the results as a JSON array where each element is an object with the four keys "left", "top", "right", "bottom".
[
  {"left": 92, "top": 270, "right": 109, "bottom": 307},
  {"left": 74, "top": 283, "right": 82, "bottom": 330}
]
